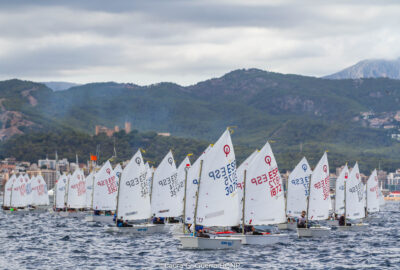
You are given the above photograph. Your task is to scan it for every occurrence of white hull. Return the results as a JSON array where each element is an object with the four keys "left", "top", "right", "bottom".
[
  {"left": 106, "top": 224, "right": 165, "bottom": 234},
  {"left": 180, "top": 236, "right": 241, "bottom": 250},
  {"left": 57, "top": 211, "right": 86, "bottom": 218},
  {"left": 233, "top": 234, "right": 289, "bottom": 245},
  {"left": 297, "top": 227, "right": 331, "bottom": 237},
  {"left": 277, "top": 222, "right": 297, "bottom": 231},
  {"left": 326, "top": 220, "right": 339, "bottom": 226},
  {"left": 173, "top": 233, "right": 192, "bottom": 239},
  {"left": 337, "top": 223, "right": 369, "bottom": 232},
  {"left": 4, "top": 209, "right": 29, "bottom": 214},
  {"left": 85, "top": 215, "right": 114, "bottom": 224}
]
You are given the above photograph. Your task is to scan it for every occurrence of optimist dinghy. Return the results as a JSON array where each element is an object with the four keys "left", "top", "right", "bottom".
[
  {"left": 179, "top": 129, "right": 242, "bottom": 249},
  {"left": 234, "top": 141, "right": 289, "bottom": 245},
  {"left": 297, "top": 152, "right": 331, "bottom": 238},
  {"left": 106, "top": 150, "right": 159, "bottom": 234}
]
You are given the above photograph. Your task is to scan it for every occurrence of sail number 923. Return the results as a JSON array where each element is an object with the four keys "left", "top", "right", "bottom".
[{"left": 208, "top": 161, "right": 238, "bottom": 196}]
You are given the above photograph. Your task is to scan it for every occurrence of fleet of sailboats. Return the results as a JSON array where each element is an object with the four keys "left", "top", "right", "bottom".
[{"left": 1, "top": 128, "right": 388, "bottom": 249}]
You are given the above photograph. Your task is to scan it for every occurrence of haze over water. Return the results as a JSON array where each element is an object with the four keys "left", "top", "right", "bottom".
[{"left": 0, "top": 202, "right": 398, "bottom": 269}]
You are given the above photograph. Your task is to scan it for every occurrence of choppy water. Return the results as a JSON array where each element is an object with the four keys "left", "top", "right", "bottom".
[{"left": 0, "top": 202, "right": 399, "bottom": 270}]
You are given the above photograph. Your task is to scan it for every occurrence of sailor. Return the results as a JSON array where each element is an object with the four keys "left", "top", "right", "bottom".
[
  {"left": 117, "top": 217, "right": 124, "bottom": 227},
  {"left": 297, "top": 211, "right": 307, "bottom": 228},
  {"left": 197, "top": 229, "right": 210, "bottom": 238},
  {"left": 338, "top": 214, "right": 351, "bottom": 226},
  {"left": 251, "top": 226, "right": 263, "bottom": 235},
  {"left": 152, "top": 217, "right": 165, "bottom": 224}
]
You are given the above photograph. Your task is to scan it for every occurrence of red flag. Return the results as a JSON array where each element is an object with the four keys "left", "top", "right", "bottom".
[{"left": 90, "top": 155, "right": 97, "bottom": 161}]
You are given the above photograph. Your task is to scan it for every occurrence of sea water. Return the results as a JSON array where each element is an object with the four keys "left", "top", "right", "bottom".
[{"left": 0, "top": 202, "right": 399, "bottom": 269}]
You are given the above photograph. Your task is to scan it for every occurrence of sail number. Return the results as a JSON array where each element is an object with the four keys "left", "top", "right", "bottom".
[
  {"left": 208, "top": 161, "right": 238, "bottom": 196},
  {"left": 291, "top": 176, "right": 309, "bottom": 196},
  {"left": 250, "top": 167, "right": 282, "bottom": 198}
]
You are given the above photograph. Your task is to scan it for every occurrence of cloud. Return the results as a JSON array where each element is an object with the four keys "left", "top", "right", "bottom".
[{"left": 0, "top": 0, "right": 400, "bottom": 85}]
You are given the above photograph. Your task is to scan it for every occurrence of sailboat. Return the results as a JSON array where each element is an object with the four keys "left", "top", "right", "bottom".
[
  {"left": 281, "top": 157, "right": 312, "bottom": 230},
  {"left": 365, "top": 169, "right": 380, "bottom": 221},
  {"left": 33, "top": 174, "right": 50, "bottom": 207},
  {"left": 180, "top": 129, "right": 242, "bottom": 249},
  {"left": 85, "top": 171, "right": 94, "bottom": 209},
  {"left": 108, "top": 150, "right": 162, "bottom": 233},
  {"left": 87, "top": 161, "right": 118, "bottom": 223},
  {"left": 10, "top": 174, "right": 29, "bottom": 213},
  {"left": 2, "top": 174, "right": 16, "bottom": 211},
  {"left": 64, "top": 169, "right": 87, "bottom": 217},
  {"left": 151, "top": 151, "right": 180, "bottom": 219},
  {"left": 326, "top": 164, "right": 349, "bottom": 226},
  {"left": 54, "top": 174, "right": 68, "bottom": 211},
  {"left": 237, "top": 150, "right": 258, "bottom": 222},
  {"left": 338, "top": 162, "right": 368, "bottom": 231},
  {"left": 297, "top": 152, "right": 331, "bottom": 237},
  {"left": 234, "top": 141, "right": 289, "bottom": 245}
]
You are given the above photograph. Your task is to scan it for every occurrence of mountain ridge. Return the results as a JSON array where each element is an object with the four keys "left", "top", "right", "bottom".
[{"left": 325, "top": 58, "right": 400, "bottom": 79}]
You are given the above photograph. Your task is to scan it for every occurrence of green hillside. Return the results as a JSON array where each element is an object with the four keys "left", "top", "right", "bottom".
[{"left": 1, "top": 69, "right": 400, "bottom": 172}]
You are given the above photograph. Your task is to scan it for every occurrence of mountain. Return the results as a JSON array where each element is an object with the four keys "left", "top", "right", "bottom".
[
  {"left": 41, "top": 81, "right": 80, "bottom": 91},
  {"left": 325, "top": 58, "right": 400, "bottom": 79},
  {"left": 1, "top": 70, "right": 400, "bottom": 171}
]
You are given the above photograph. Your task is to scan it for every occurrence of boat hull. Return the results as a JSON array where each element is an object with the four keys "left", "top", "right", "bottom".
[
  {"left": 233, "top": 234, "right": 289, "bottom": 245},
  {"left": 57, "top": 211, "right": 86, "bottom": 218},
  {"left": 297, "top": 227, "right": 331, "bottom": 237},
  {"left": 326, "top": 220, "right": 339, "bottom": 226},
  {"left": 337, "top": 223, "right": 369, "bottom": 232},
  {"left": 106, "top": 224, "right": 165, "bottom": 234},
  {"left": 85, "top": 215, "right": 114, "bottom": 223},
  {"left": 277, "top": 222, "right": 297, "bottom": 231},
  {"left": 179, "top": 236, "right": 242, "bottom": 250}
]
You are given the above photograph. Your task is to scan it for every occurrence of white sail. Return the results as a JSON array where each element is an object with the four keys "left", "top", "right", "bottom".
[
  {"left": 24, "top": 174, "right": 33, "bottom": 206},
  {"left": 11, "top": 175, "right": 28, "bottom": 208},
  {"left": 151, "top": 151, "right": 180, "bottom": 217},
  {"left": 334, "top": 165, "right": 349, "bottom": 215},
  {"left": 55, "top": 174, "right": 68, "bottom": 208},
  {"left": 287, "top": 157, "right": 312, "bottom": 218},
  {"left": 67, "top": 169, "right": 86, "bottom": 209},
  {"left": 308, "top": 152, "right": 330, "bottom": 221},
  {"left": 145, "top": 162, "right": 153, "bottom": 194},
  {"left": 3, "top": 175, "right": 16, "bottom": 207},
  {"left": 117, "top": 150, "right": 150, "bottom": 220},
  {"left": 345, "top": 163, "right": 365, "bottom": 219},
  {"left": 32, "top": 175, "right": 49, "bottom": 206},
  {"left": 237, "top": 150, "right": 259, "bottom": 215},
  {"left": 114, "top": 164, "right": 122, "bottom": 178},
  {"left": 185, "top": 146, "right": 211, "bottom": 224},
  {"left": 114, "top": 164, "right": 123, "bottom": 186},
  {"left": 93, "top": 160, "right": 118, "bottom": 210},
  {"left": 366, "top": 169, "right": 380, "bottom": 213},
  {"left": 85, "top": 172, "right": 94, "bottom": 208},
  {"left": 244, "top": 142, "right": 286, "bottom": 225},
  {"left": 196, "top": 129, "right": 240, "bottom": 227},
  {"left": 177, "top": 156, "right": 191, "bottom": 215}
]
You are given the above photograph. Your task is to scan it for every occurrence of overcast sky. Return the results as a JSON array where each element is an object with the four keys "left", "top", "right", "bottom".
[{"left": 0, "top": 0, "right": 399, "bottom": 85}]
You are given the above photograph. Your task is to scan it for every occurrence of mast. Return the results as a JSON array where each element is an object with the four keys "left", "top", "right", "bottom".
[
  {"left": 149, "top": 171, "right": 155, "bottom": 205},
  {"left": 65, "top": 174, "right": 70, "bottom": 211},
  {"left": 115, "top": 172, "right": 122, "bottom": 225},
  {"left": 365, "top": 180, "right": 368, "bottom": 218},
  {"left": 9, "top": 178, "right": 15, "bottom": 209},
  {"left": 90, "top": 173, "right": 95, "bottom": 210},
  {"left": 284, "top": 174, "right": 288, "bottom": 219},
  {"left": 193, "top": 160, "right": 204, "bottom": 237},
  {"left": 242, "top": 170, "right": 247, "bottom": 234},
  {"left": 182, "top": 163, "right": 189, "bottom": 233},
  {"left": 344, "top": 179, "right": 347, "bottom": 226},
  {"left": 305, "top": 173, "right": 312, "bottom": 228}
]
